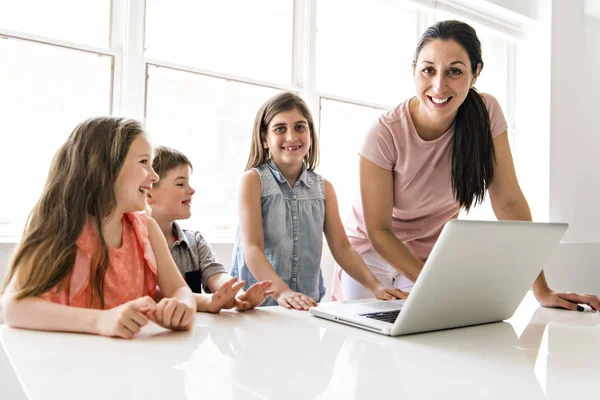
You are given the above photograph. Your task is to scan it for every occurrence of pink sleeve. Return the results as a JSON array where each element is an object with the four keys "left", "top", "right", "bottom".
[
  {"left": 359, "top": 118, "right": 397, "bottom": 171},
  {"left": 482, "top": 93, "right": 508, "bottom": 138}
]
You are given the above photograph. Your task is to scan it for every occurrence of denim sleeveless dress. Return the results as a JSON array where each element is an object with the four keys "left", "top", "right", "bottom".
[{"left": 231, "top": 160, "right": 326, "bottom": 306}]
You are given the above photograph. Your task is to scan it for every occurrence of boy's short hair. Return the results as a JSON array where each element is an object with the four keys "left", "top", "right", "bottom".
[{"left": 152, "top": 146, "right": 193, "bottom": 183}]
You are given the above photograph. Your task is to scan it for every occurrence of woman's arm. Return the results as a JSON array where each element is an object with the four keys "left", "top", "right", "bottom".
[
  {"left": 360, "top": 156, "right": 424, "bottom": 282},
  {"left": 488, "top": 131, "right": 600, "bottom": 311},
  {"left": 323, "top": 179, "right": 408, "bottom": 300},
  {"left": 238, "top": 170, "right": 315, "bottom": 310}
]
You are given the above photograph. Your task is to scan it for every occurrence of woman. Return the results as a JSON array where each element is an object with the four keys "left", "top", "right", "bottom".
[{"left": 333, "top": 20, "right": 600, "bottom": 312}]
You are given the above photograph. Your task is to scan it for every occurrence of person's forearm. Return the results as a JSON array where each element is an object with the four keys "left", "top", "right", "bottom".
[
  {"left": 332, "top": 245, "right": 380, "bottom": 292},
  {"left": 171, "top": 286, "right": 196, "bottom": 310},
  {"left": 3, "top": 295, "right": 101, "bottom": 334},
  {"left": 493, "top": 196, "right": 532, "bottom": 222},
  {"left": 206, "top": 272, "right": 235, "bottom": 292},
  {"left": 493, "top": 197, "right": 551, "bottom": 293},
  {"left": 532, "top": 271, "right": 551, "bottom": 296},
  {"left": 244, "top": 246, "right": 290, "bottom": 294},
  {"left": 194, "top": 293, "right": 216, "bottom": 312},
  {"left": 368, "top": 229, "right": 423, "bottom": 283}
]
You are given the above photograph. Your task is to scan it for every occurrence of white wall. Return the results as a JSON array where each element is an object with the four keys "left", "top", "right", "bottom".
[
  {"left": 549, "top": 0, "right": 600, "bottom": 242},
  {"left": 543, "top": 0, "right": 600, "bottom": 293}
]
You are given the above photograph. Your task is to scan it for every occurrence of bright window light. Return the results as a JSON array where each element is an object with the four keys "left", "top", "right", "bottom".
[
  {"left": 0, "top": 0, "right": 110, "bottom": 47},
  {"left": 145, "top": 65, "right": 281, "bottom": 238},
  {"left": 145, "top": 0, "right": 294, "bottom": 84},
  {"left": 0, "top": 38, "right": 112, "bottom": 229}
]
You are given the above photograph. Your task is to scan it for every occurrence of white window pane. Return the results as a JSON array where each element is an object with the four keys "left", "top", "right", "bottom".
[
  {"left": 0, "top": 0, "right": 110, "bottom": 47},
  {"left": 0, "top": 39, "right": 113, "bottom": 229},
  {"left": 145, "top": 66, "right": 281, "bottom": 239},
  {"left": 319, "top": 99, "right": 384, "bottom": 220},
  {"left": 145, "top": 0, "right": 293, "bottom": 85},
  {"left": 316, "top": 0, "right": 418, "bottom": 105},
  {"left": 473, "top": 33, "right": 508, "bottom": 114}
]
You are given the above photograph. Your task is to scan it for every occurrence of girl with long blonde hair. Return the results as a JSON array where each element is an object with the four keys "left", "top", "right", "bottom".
[{"left": 2, "top": 116, "right": 196, "bottom": 338}]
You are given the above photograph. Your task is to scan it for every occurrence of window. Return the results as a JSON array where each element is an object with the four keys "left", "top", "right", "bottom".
[
  {"left": 0, "top": 0, "right": 110, "bottom": 47},
  {"left": 318, "top": 99, "right": 386, "bottom": 220},
  {"left": 0, "top": 0, "right": 523, "bottom": 240},
  {"left": 145, "top": 65, "right": 280, "bottom": 237},
  {"left": 0, "top": 1, "right": 112, "bottom": 236},
  {"left": 316, "top": 0, "right": 418, "bottom": 106},
  {"left": 145, "top": 0, "right": 294, "bottom": 85}
]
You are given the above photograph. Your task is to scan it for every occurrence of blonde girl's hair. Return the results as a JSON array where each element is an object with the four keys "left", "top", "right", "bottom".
[
  {"left": 2, "top": 116, "right": 145, "bottom": 309},
  {"left": 245, "top": 92, "right": 319, "bottom": 171}
]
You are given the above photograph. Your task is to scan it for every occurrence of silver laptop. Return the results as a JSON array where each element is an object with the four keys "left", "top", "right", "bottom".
[{"left": 310, "top": 220, "right": 568, "bottom": 336}]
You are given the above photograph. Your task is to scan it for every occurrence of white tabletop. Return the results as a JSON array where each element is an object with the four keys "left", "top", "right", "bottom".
[{"left": 1, "top": 292, "right": 599, "bottom": 400}]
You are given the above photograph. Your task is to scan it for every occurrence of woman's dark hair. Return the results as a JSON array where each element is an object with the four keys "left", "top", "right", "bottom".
[{"left": 414, "top": 20, "right": 495, "bottom": 211}]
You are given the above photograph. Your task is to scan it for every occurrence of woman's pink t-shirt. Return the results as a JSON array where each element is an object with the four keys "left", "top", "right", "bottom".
[{"left": 333, "top": 93, "right": 508, "bottom": 301}]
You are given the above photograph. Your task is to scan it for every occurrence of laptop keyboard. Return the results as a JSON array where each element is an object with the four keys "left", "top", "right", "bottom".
[{"left": 359, "top": 309, "right": 401, "bottom": 323}]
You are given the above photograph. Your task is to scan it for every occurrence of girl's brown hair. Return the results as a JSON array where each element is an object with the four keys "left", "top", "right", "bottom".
[
  {"left": 2, "top": 116, "right": 145, "bottom": 308},
  {"left": 245, "top": 92, "right": 319, "bottom": 171}
]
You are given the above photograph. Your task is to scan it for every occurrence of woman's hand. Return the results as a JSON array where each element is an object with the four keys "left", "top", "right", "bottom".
[
  {"left": 535, "top": 287, "right": 600, "bottom": 311},
  {"left": 145, "top": 297, "right": 195, "bottom": 330},
  {"left": 275, "top": 290, "right": 318, "bottom": 311},
  {"left": 234, "top": 281, "right": 275, "bottom": 311},
  {"left": 95, "top": 296, "right": 156, "bottom": 339},
  {"left": 372, "top": 285, "right": 409, "bottom": 301}
]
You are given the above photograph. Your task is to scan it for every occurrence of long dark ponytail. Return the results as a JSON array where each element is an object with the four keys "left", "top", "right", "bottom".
[{"left": 414, "top": 20, "right": 495, "bottom": 211}]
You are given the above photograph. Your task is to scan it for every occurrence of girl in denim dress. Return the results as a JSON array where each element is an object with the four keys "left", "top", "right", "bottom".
[{"left": 231, "top": 92, "right": 408, "bottom": 310}]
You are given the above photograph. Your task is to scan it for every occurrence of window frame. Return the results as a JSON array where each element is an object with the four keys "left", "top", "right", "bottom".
[{"left": 0, "top": 0, "right": 524, "bottom": 241}]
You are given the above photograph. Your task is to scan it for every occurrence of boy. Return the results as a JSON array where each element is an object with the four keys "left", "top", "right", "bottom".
[{"left": 148, "top": 146, "right": 273, "bottom": 313}]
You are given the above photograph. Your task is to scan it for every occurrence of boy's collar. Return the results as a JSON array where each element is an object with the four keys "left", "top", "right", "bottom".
[{"left": 172, "top": 221, "right": 190, "bottom": 248}]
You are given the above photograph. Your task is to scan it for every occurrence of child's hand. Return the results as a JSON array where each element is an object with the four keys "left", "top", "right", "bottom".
[
  {"left": 145, "top": 297, "right": 195, "bottom": 331},
  {"left": 95, "top": 296, "right": 156, "bottom": 339},
  {"left": 275, "top": 290, "right": 317, "bottom": 311},
  {"left": 234, "top": 281, "right": 275, "bottom": 311},
  {"left": 373, "top": 285, "right": 409, "bottom": 301},
  {"left": 206, "top": 276, "right": 246, "bottom": 313}
]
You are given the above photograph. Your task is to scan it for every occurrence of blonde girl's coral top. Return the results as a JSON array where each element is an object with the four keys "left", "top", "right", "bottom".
[{"left": 41, "top": 212, "right": 157, "bottom": 309}]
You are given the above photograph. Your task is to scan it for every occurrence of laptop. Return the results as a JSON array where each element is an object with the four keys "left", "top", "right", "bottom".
[{"left": 310, "top": 220, "right": 568, "bottom": 336}]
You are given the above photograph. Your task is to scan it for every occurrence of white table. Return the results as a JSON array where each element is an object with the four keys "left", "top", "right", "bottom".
[{"left": 1, "top": 292, "right": 599, "bottom": 399}]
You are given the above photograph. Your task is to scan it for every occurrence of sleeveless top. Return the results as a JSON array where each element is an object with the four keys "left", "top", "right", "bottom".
[
  {"left": 41, "top": 212, "right": 157, "bottom": 309},
  {"left": 231, "top": 160, "right": 326, "bottom": 306}
]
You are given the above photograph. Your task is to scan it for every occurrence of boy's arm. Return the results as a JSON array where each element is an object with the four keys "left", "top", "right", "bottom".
[{"left": 192, "top": 231, "right": 229, "bottom": 293}]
